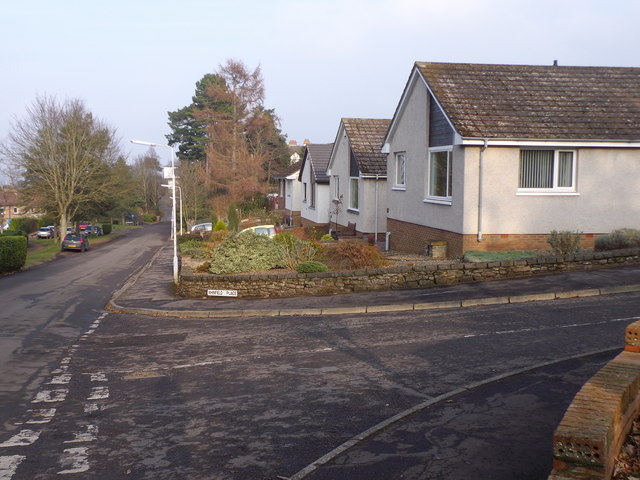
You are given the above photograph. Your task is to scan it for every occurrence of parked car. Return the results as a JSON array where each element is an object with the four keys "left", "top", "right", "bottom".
[
  {"left": 238, "top": 225, "right": 278, "bottom": 238},
  {"left": 61, "top": 233, "right": 89, "bottom": 252},
  {"left": 78, "top": 222, "right": 90, "bottom": 231},
  {"left": 36, "top": 226, "right": 56, "bottom": 239},
  {"left": 190, "top": 223, "right": 212, "bottom": 235}
]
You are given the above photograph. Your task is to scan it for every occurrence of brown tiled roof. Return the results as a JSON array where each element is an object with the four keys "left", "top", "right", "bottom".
[
  {"left": 272, "top": 160, "right": 301, "bottom": 179},
  {"left": 342, "top": 118, "right": 391, "bottom": 175},
  {"left": 416, "top": 62, "right": 640, "bottom": 141},
  {"left": 0, "top": 191, "right": 18, "bottom": 206}
]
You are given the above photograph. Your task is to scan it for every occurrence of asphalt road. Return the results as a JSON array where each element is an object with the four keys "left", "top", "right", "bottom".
[
  {"left": 0, "top": 223, "right": 168, "bottom": 433},
  {"left": 2, "top": 279, "right": 637, "bottom": 479}
]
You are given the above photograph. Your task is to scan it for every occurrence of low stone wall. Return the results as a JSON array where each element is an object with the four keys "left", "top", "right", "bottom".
[
  {"left": 548, "top": 321, "right": 640, "bottom": 479},
  {"left": 177, "top": 247, "right": 640, "bottom": 299}
]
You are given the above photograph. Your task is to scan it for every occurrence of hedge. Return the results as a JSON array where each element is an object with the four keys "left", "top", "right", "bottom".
[
  {"left": 0, "top": 236, "right": 27, "bottom": 272},
  {"left": 102, "top": 223, "right": 112, "bottom": 235}
]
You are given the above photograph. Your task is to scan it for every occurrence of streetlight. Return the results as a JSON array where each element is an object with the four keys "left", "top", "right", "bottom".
[
  {"left": 131, "top": 140, "right": 179, "bottom": 284},
  {"left": 161, "top": 182, "right": 183, "bottom": 236}
]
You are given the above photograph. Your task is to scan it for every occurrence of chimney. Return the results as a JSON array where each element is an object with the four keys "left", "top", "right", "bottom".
[
  {"left": 303, "top": 139, "right": 310, "bottom": 145},
  {"left": 288, "top": 140, "right": 297, "bottom": 146},
  {"left": 553, "top": 60, "right": 558, "bottom": 66}
]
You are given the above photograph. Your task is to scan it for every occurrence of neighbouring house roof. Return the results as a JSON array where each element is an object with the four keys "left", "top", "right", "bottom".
[
  {"left": 413, "top": 62, "right": 640, "bottom": 142},
  {"left": 298, "top": 143, "right": 333, "bottom": 184},
  {"left": 272, "top": 160, "right": 301, "bottom": 180},
  {"left": 342, "top": 118, "right": 391, "bottom": 176},
  {"left": 0, "top": 191, "right": 19, "bottom": 207}
]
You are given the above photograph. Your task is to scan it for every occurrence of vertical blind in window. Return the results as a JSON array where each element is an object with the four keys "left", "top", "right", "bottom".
[
  {"left": 558, "top": 151, "right": 573, "bottom": 188},
  {"left": 519, "top": 150, "right": 553, "bottom": 188}
]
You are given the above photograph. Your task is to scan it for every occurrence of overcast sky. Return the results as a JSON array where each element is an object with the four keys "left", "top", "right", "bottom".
[{"left": 1, "top": 0, "right": 639, "bottom": 168}]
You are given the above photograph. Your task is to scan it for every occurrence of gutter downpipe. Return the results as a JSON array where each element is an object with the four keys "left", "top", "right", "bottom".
[
  {"left": 374, "top": 174, "right": 379, "bottom": 244},
  {"left": 477, "top": 139, "right": 488, "bottom": 243}
]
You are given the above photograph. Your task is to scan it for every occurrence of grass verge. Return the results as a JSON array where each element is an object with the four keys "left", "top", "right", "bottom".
[{"left": 463, "top": 250, "right": 537, "bottom": 262}]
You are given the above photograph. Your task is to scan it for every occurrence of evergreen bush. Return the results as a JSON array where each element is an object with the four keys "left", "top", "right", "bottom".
[
  {"left": 547, "top": 230, "right": 582, "bottom": 255},
  {"left": 595, "top": 228, "right": 640, "bottom": 251},
  {"left": 0, "top": 235, "right": 27, "bottom": 272},
  {"left": 213, "top": 220, "right": 227, "bottom": 231},
  {"left": 101, "top": 223, "right": 112, "bottom": 235},
  {"left": 209, "top": 233, "right": 284, "bottom": 274},
  {"left": 296, "top": 261, "right": 329, "bottom": 273}
]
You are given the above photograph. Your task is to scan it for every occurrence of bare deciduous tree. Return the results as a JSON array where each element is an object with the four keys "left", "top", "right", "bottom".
[{"left": 0, "top": 95, "right": 121, "bottom": 239}]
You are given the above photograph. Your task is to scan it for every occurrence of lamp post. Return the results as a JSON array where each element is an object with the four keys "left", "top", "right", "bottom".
[
  {"left": 162, "top": 183, "right": 183, "bottom": 236},
  {"left": 131, "top": 140, "right": 178, "bottom": 284}
]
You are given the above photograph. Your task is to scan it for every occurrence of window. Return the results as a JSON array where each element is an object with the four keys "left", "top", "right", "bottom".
[
  {"left": 333, "top": 175, "right": 340, "bottom": 199},
  {"left": 310, "top": 177, "right": 316, "bottom": 208},
  {"left": 394, "top": 152, "right": 406, "bottom": 188},
  {"left": 349, "top": 178, "right": 359, "bottom": 210},
  {"left": 303, "top": 182, "right": 307, "bottom": 203},
  {"left": 427, "top": 149, "right": 452, "bottom": 203},
  {"left": 519, "top": 150, "right": 576, "bottom": 193}
]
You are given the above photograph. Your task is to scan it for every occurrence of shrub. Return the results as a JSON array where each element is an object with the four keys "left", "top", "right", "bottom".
[
  {"left": 1, "top": 229, "right": 26, "bottom": 237},
  {"left": 304, "top": 225, "right": 324, "bottom": 240},
  {"left": 274, "top": 231, "right": 298, "bottom": 251},
  {"left": 0, "top": 235, "right": 27, "bottom": 272},
  {"left": 178, "top": 233, "right": 204, "bottom": 244},
  {"left": 193, "top": 261, "right": 212, "bottom": 273},
  {"left": 227, "top": 205, "right": 239, "bottom": 231},
  {"left": 322, "top": 240, "right": 386, "bottom": 270},
  {"left": 101, "top": 223, "right": 112, "bottom": 235},
  {"left": 595, "top": 228, "right": 640, "bottom": 251},
  {"left": 281, "top": 240, "right": 322, "bottom": 270},
  {"left": 209, "top": 232, "right": 285, "bottom": 274},
  {"left": 296, "top": 260, "right": 329, "bottom": 273},
  {"left": 213, "top": 220, "right": 227, "bottom": 231},
  {"left": 320, "top": 234, "right": 335, "bottom": 241},
  {"left": 142, "top": 213, "right": 157, "bottom": 223},
  {"left": 8, "top": 217, "right": 37, "bottom": 234},
  {"left": 547, "top": 230, "right": 582, "bottom": 255}
]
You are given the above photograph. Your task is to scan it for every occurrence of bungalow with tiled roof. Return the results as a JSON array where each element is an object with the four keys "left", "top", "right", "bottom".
[
  {"left": 0, "top": 190, "right": 24, "bottom": 228},
  {"left": 326, "top": 118, "right": 391, "bottom": 240},
  {"left": 272, "top": 160, "right": 302, "bottom": 225},
  {"left": 382, "top": 61, "right": 640, "bottom": 256},
  {"left": 298, "top": 143, "right": 334, "bottom": 228}
]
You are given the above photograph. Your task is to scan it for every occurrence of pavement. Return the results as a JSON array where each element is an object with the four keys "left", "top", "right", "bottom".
[
  {"left": 109, "top": 242, "right": 640, "bottom": 319},
  {"left": 108, "top": 242, "right": 640, "bottom": 479}
]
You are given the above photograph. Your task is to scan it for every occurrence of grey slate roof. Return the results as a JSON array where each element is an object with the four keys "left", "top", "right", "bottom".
[
  {"left": 342, "top": 118, "right": 391, "bottom": 175},
  {"left": 300, "top": 143, "right": 333, "bottom": 184},
  {"left": 416, "top": 62, "right": 640, "bottom": 141}
]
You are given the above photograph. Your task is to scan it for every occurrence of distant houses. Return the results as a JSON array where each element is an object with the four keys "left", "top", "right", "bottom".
[{"left": 275, "top": 61, "right": 640, "bottom": 256}]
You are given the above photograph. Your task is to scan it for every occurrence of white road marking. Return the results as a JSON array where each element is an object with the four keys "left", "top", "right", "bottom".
[
  {"left": 49, "top": 374, "right": 72, "bottom": 385},
  {"left": 0, "top": 430, "right": 40, "bottom": 447},
  {"left": 87, "top": 386, "right": 108, "bottom": 401},
  {"left": 64, "top": 425, "right": 97, "bottom": 444},
  {"left": 60, "top": 357, "right": 71, "bottom": 365},
  {"left": 32, "top": 389, "right": 68, "bottom": 404},
  {"left": 26, "top": 408, "right": 56, "bottom": 424},
  {"left": 88, "top": 372, "right": 107, "bottom": 382},
  {"left": 57, "top": 447, "right": 89, "bottom": 474},
  {"left": 0, "top": 455, "right": 26, "bottom": 479},
  {"left": 51, "top": 365, "right": 69, "bottom": 375},
  {"left": 83, "top": 404, "right": 98, "bottom": 414},
  {"left": 463, "top": 316, "right": 640, "bottom": 339}
]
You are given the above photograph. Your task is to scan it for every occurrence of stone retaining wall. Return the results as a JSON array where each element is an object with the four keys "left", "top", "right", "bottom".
[
  {"left": 548, "top": 321, "right": 640, "bottom": 480},
  {"left": 177, "top": 247, "right": 640, "bottom": 299}
]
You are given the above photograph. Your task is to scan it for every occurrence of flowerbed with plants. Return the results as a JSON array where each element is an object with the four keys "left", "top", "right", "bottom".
[{"left": 178, "top": 228, "right": 388, "bottom": 275}]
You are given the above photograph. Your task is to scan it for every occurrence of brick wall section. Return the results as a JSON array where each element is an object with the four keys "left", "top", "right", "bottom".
[
  {"left": 387, "top": 218, "right": 600, "bottom": 256},
  {"left": 387, "top": 218, "right": 463, "bottom": 256},
  {"left": 178, "top": 247, "right": 640, "bottom": 299},
  {"left": 548, "top": 320, "right": 640, "bottom": 480}
]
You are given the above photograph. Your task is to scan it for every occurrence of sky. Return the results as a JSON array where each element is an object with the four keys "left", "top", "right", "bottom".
[{"left": 1, "top": 0, "right": 639, "bottom": 170}]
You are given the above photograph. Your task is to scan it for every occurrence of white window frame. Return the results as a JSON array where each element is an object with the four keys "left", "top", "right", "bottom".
[
  {"left": 333, "top": 175, "right": 340, "bottom": 200},
  {"left": 348, "top": 177, "right": 359, "bottom": 211},
  {"left": 425, "top": 147, "right": 453, "bottom": 205},
  {"left": 517, "top": 149, "right": 578, "bottom": 195},
  {"left": 394, "top": 152, "right": 406, "bottom": 189},
  {"left": 302, "top": 182, "right": 307, "bottom": 203}
]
